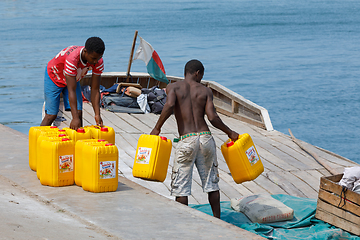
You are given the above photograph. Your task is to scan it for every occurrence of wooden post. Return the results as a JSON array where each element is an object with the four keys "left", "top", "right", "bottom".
[{"left": 126, "top": 30, "right": 138, "bottom": 83}]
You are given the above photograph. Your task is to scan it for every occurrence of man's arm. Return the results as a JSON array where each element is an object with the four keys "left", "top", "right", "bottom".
[
  {"left": 90, "top": 74, "right": 103, "bottom": 126},
  {"left": 150, "top": 84, "right": 176, "bottom": 135},
  {"left": 205, "top": 88, "right": 239, "bottom": 141},
  {"left": 65, "top": 75, "right": 81, "bottom": 129}
]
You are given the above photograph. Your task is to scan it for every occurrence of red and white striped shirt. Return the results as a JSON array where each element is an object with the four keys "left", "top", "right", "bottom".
[{"left": 47, "top": 46, "right": 104, "bottom": 87}]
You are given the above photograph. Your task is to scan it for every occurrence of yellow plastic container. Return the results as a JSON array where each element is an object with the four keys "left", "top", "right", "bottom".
[
  {"left": 74, "top": 139, "right": 108, "bottom": 187},
  {"left": 133, "top": 134, "right": 172, "bottom": 182},
  {"left": 36, "top": 132, "right": 69, "bottom": 180},
  {"left": 82, "top": 143, "right": 118, "bottom": 193},
  {"left": 39, "top": 138, "right": 75, "bottom": 187},
  {"left": 85, "top": 125, "right": 115, "bottom": 144},
  {"left": 63, "top": 127, "right": 92, "bottom": 142},
  {"left": 221, "top": 133, "right": 264, "bottom": 184},
  {"left": 28, "top": 126, "right": 59, "bottom": 171}
]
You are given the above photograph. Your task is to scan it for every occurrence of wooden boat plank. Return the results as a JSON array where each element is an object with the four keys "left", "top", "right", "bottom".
[
  {"left": 253, "top": 136, "right": 311, "bottom": 171},
  {"left": 253, "top": 174, "right": 288, "bottom": 195},
  {"left": 82, "top": 103, "right": 138, "bottom": 133},
  {"left": 265, "top": 171, "right": 307, "bottom": 198},
  {"left": 259, "top": 157, "right": 284, "bottom": 172},
  {"left": 292, "top": 138, "right": 357, "bottom": 168},
  {"left": 241, "top": 180, "right": 271, "bottom": 195},
  {"left": 281, "top": 171, "right": 319, "bottom": 199},
  {"left": 266, "top": 139, "right": 322, "bottom": 169},
  {"left": 290, "top": 170, "right": 320, "bottom": 193},
  {"left": 219, "top": 170, "right": 253, "bottom": 196},
  {"left": 115, "top": 113, "right": 151, "bottom": 134},
  {"left": 255, "top": 145, "right": 298, "bottom": 171}
]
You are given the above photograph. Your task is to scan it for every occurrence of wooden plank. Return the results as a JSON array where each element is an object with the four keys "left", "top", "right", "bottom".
[
  {"left": 255, "top": 145, "right": 297, "bottom": 171},
  {"left": 253, "top": 136, "right": 310, "bottom": 171},
  {"left": 291, "top": 170, "right": 320, "bottom": 193},
  {"left": 265, "top": 172, "right": 307, "bottom": 198},
  {"left": 253, "top": 174, "right": 288, "bottom": 195},
  {"left": 219, "top": 169, "right": 253, "bottom": 196},
  {"left": 241, "top": 180, "right": 271, "bottom": 195},
  {"left": 316, "top": 199, "right": 360, "bottom": 235},
  {"left": 318, "top": 189, "right": 360, "bottom": 216},
  {"left": 281, "top": 171, "right": 318, "bottom": 199},
  {"left": 116, "top": 113, "right": 151, "bottom": 134}
]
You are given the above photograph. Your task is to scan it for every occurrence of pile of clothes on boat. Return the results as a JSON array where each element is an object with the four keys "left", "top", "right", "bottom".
[
  {"left": 81, "top": 83, "right": 167, "bottom": 114},
  {"left": 338, "top": 166, "right": 360, "bottom": 194}
]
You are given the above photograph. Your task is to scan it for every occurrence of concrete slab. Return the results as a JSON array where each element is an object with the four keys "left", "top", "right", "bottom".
[{"left": 0, "top": 124, "right": 263, "bottom": 240}]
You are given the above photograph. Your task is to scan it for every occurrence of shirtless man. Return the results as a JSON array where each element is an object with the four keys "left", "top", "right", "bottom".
[{"left": 150, "top": 59, "right": 239, "bottom": 218}]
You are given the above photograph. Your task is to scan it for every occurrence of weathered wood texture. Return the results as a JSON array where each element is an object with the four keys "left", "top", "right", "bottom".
[
  {"left": 55, "top": 101, "right": 359, "bottom": 205},
  {"left": 315, "top": 174, "right": 360, "bottom": 235}
]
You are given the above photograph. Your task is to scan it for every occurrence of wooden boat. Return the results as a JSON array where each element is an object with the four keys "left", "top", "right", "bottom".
[{"left": 52, "top": 71, "right": 359, "bottom": 205}]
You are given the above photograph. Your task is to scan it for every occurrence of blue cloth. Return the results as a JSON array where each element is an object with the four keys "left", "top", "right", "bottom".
[
  {"left": 191, "top": 194, "right": 360, "bottom": 240},
  {"left": 44, "top": 66, "right": 82, "bottom": 115}
]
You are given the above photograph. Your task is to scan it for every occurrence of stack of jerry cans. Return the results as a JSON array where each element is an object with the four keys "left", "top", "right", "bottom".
[
  {"left": 133, "top": 134, "right": 172, "bottom": 182},
  {"left": 74, "top": 139, "right": 108, "bottom": 187},
  {"left": 28, "top": 126, "right": 60, "bottom": 171},
  {"left": 63, "top": 127, "right": 92, "bottom": 142},
  {"left": 85, "top": 125, "right": 115, "bottom": 144},
  {"left": 39, "top": 138, "right": 75, "bottom": 187},
  {"left": 221, "top": 133, "right": 264, "bottom": 184},
  {"left": 36, "top": 130, "right": 68, "bottom": 179},
  {"left": 82, "top": 143, "right": 118, "bottom": 193}
]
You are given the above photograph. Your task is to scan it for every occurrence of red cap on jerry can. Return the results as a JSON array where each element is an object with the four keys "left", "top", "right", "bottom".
[
  {"left": 226, "top": 141, "right": 234, "bottom": 147},
  {"left": 62, "top": 138, "right": 70, "bottom": 141},
  {"left": 105, "top": 143, "right": 113, "bottom": 146},
  {"left": 101, "top": 127, "right": 108, "bottom": 132},
  {"left": 160, "top": 136, "right": 167, "bottom": 141},
  {"left": 77, "top": 128, "right": 85, "bottom": 133}
]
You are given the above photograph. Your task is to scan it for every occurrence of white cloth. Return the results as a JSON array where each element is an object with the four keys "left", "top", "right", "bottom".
[
  {"left": 339, "top": 167, "right": 360, "bottom": 190},
  {"left": 137, "top": 94, "right": 151, "bottom": 113}
]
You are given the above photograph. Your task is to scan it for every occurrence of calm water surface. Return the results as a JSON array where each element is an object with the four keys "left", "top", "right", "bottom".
[{"left": 1, "top": 0, "right": 359, "bottom": 163}]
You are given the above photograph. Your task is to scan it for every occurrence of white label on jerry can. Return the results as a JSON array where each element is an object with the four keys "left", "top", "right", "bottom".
[
  {"left": 99, "top": 161, "right": 116, "bottom": 179},
  {"left": 136, "top": 147, "right": 152, "bottom": 164},
  {"left": 59, "top": 155, "right": 74, "bottom": 173},
  {"left": 245, "top": 146, "right": 260, "bottom": 166}
]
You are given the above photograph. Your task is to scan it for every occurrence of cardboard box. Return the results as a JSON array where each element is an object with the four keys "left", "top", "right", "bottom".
[{"left": 315, "top": 174, "right": 360, "bottom": 236}]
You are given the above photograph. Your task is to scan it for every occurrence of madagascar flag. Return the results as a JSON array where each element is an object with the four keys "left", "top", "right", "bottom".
[{"left": 133, "top": 37, "right": 169, "bottom": 84}]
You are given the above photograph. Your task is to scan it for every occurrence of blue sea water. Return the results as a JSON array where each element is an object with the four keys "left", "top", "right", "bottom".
[{"left": 1, "top": 0, "right": 359, "bottom": 164}]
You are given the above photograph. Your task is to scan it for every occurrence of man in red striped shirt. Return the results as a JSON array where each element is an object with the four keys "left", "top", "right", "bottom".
[{"left": 41, "top": 37, "right": 105, "bottom": 129}]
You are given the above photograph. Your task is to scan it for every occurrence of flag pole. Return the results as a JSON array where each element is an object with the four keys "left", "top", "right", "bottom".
[{"left": 126, "top": 30, "right": 138, "bottom": 83}]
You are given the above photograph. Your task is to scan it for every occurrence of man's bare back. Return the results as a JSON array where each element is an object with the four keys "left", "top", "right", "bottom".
[{"left": 150, "top": 59, "right": 238, "bottom": 141}]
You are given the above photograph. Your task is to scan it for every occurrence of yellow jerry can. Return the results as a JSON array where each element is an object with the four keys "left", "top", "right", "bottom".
[
  {"left": 36, "top": 131, "right": 68, "bottom": 180},
  {"left": 82, "top": 143, "right": 118, "bottom": 193},
  {"left": 28, "top": 126, "right": 60, "bottom": 171},
  {"left": 221, "top": 133, "right": 264, "bottom": 184},
  {"left": 74, "top": 139, "right": 108, "bottom": 187},
  {"left": 133, "top": 134, "right": 172, "bottom": 182},
  {"left": 63, "top": 127, "right": 92, "bottom": 142},
  {"left": 39, "top": 138, "right": 75, "bottom": 187},
  {"left": 85, "top": 125, "right": 115, "bottom": 144}
]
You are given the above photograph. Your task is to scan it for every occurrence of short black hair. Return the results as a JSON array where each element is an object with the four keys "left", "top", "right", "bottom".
[
  {"left": 184, "top": 59, "right": 204, "bottom": 76},
  {"left": 85, "top": 37, "right": 105, "bottom": 55}
]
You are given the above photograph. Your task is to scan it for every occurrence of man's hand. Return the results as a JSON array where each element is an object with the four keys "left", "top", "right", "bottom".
[
  {"left": 228, "top": 131, "right": 239, "bottom": 142},
  {"left": 70, "top": 118, "right": 81, "bottom": 130},
  {"left": 95, "top": 115, "right": 103, "bottom": 127},
  {"left": 150, "top": 128, "right": 160, "bottom": 136}
]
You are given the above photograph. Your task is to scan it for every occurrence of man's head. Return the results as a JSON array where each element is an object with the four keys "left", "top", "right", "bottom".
[
  {"left": 184, "top": 59, "right": 204, "bottom": 82},
  {"left": 82, "top": 37, "right": 105, "bottom": 65}
]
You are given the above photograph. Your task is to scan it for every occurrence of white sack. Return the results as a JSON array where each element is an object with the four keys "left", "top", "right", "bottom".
[{"left": 230, "top": 194, "right": 294, "bottom": 223}]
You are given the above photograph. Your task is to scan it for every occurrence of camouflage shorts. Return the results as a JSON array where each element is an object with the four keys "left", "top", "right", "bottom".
[{"left": 171, "top": 134, "right": 220, "bottom": 197}]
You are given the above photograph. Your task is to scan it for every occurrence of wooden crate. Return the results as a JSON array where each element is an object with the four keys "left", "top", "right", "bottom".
[{"left": 315, "top": 174, "right": 360, "bottom": 236}]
